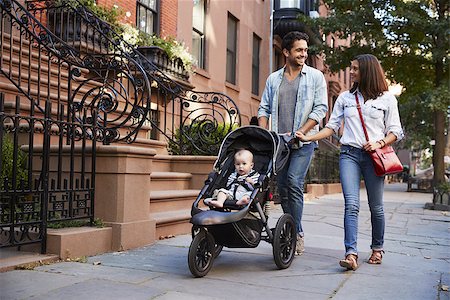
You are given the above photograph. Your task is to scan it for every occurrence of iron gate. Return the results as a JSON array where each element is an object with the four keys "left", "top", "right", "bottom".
[{"left": 0, "top": 94, "right": 97, "bottom": 252}]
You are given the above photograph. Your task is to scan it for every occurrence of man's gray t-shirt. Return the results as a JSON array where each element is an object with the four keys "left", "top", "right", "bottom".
[{"left": 278, "top": 74, "right": 300, "bottom": 134}]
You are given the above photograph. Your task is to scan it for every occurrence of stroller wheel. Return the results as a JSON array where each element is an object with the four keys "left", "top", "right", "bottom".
[
  {"left": 272, "top": 213, "right": 296, "bottom": 269},
  {"left": 213, "top": 244, "right": 223, "bottom": 258},
  {"left": 188, "top": 229, "right": 215, "bottom": 277}
]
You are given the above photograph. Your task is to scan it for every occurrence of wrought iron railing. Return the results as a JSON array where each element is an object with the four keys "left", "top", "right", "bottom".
[
  {"left": 26, "top": 0, "right": 241, "bottom": 155},
  {"left": 307, "top": 150, "right": 340, "bottom": 184},
  {"left": 0, "top": 0, "right": 152, "bottom": 250},
  {"left": 0, "top": 0, "right": 240, "bottom": 251}
]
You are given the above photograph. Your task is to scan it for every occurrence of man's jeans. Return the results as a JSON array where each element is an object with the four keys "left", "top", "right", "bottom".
[
  {"left": 277, "top": 143, "right": 315, "bottom": 236},
  {"left": 339, "top": 145, "right": 385, "bottom": 256}
]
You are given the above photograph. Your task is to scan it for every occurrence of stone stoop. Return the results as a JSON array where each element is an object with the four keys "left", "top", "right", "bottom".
[
  {"left": 148, "top": 154, "right": 216, "bottom": 239},
  {"left": 150, "top": 172, "right": 192, "bottom": 191},
  {"left": 150, "top": 189, "right": 199, "bottom": 239}
]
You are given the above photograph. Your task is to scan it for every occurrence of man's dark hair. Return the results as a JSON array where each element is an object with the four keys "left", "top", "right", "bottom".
[{"left": 281, "top": 31, "right": 309, "bottom": 51}]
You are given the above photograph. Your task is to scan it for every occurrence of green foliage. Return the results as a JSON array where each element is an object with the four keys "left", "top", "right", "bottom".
[
  {"left": 120, "top": 24, "right": 196, "bottom": 70},
  {"left": 1, "top": 136, "right": 28, "bottom": 190},
  {"left": 168, "top": 122, "right": 238, "bottom": 156},
  {"left": 55, "top": 0, "right": 124, "bottom": 32},
  {"left": 47, "top": 217, "right": 104, "bottom": 229},
  {"left": 436, "top": 182, "right": 450, "bottom": 193}
]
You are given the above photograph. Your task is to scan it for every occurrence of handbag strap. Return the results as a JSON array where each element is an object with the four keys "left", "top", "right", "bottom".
[{"left": 355, "top": 93, "right": 370, "bottom": 142}]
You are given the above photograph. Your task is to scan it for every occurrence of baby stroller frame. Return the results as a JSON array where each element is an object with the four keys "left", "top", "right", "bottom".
[{"left": 188, "top": 126, "right": 297, "bottom": 277}]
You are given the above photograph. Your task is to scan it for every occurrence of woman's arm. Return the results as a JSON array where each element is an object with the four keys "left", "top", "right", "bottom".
[{"left": 295, "top": 127, "right": 334, "bottom": 142}]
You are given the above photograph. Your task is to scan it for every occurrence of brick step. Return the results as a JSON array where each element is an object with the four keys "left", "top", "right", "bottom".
[
  {"left": 1, "top": 68, "right": 103, "bottom": 102},
  {"left": 150, "top": 172, "right": 192, "bottom": 191},
  {"left": 150, "top": 209, "right": 192, "bottom": 239},
  {"left": 1, "top": 33, "right": 91, "bottom": 76},
  {"left": 149, "top": 189, "right": 199, "bottom": 214},
  {"left": 151, "top": 155, "right": 216, "bottom": 189},
  {"left": 134, "top": 138, "right": 168, "bottom": 155}
]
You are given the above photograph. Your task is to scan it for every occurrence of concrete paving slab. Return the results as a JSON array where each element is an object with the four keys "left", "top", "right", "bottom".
[
  {"left": 36, "top": 261, "right": 162, "bottom": 283},
  {"left": 333, "top": 270, "right": 440, "bottom": 300},
  {"left": 0, "top": 270, "right": 84, "bottom": 299},
  {"left": 28, "top": 278, "right": 163, "bottom": 300},
  {"left": 1, "top": 183, "right": 448, "bottom": 300}
]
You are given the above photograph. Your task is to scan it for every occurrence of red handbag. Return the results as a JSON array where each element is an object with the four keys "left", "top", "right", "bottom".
[{"left": 355, "top": 93, "right": 403, "bottom": 176}]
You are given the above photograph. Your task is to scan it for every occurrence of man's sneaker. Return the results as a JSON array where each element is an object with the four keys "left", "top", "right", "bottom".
[{"left": 296, "top": 234, "right": 304, "bottom": 256}]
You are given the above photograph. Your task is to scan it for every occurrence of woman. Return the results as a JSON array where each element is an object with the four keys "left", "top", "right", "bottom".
[{"left": 296, "top": 54, "right": 403, "bottom": 270}]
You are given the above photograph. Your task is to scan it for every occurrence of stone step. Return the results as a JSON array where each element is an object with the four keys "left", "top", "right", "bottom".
[
  {"left": 151, "top": 155, "right": 216, "bottom": 189},
  {"left": 135, "top": 139, "right": 168, "bottom": 156},
  {"left": 150, "top": 172, "right": 192, "bottom": 191},
  {"left": 0, "top": 249, "right": 59, "bottom": 273},
  {"left": 149, "top": 189, "right": 199, "bottom": 214},
  {"left": 150, "top": 209, "right": 192, "bottom": 239}
]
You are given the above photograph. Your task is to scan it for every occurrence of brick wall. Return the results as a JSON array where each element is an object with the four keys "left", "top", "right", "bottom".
[
  {"left": 96, "top": 0, "right": 136, "bottom": 25},
  {"left": 159, "top": 0, "right": 177, "bottom": 37},
  {"left": 93, "top": 0, "right": 177, "bottom": 36}
]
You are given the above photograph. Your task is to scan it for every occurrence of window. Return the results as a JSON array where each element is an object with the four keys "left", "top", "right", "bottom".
[
  {"left": 192, "top": 0, "right": 206, "bottom": 69},
  {"left": 279, "top": 0, "right": 301, "bottom": 8},
  {"left": 252, "top": 34, "right": 261, "bottom": 95},
  {"left": 137, "top": 0, "right": 159, "bottom": 35},
  {"left": 277, "top": 0, "right": 317, "bottom": 12},
  {"left": 226, "top": 13, "right": 238, "bottom": 84}
]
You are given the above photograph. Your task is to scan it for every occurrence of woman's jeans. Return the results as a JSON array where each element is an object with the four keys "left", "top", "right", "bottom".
[
  {"left": 277, "top": 142, "right": 316, "bottom": 236},
  {"left": 340, "top": 145, "right": 385, "bottom": 256}
]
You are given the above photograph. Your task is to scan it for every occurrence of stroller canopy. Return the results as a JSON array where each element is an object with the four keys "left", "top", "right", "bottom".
[{"left": 214, "top": 125, "right": 289, "bottom": 175}]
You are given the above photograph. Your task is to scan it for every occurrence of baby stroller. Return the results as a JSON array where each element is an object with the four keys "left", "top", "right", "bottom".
[{"left": 188, "top": 126, "right": 296, "bottom": 277}]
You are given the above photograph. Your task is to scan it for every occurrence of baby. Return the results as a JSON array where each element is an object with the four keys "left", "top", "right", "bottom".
[{"left": 205, "top": 149, "right": 260, "bottom": 208}]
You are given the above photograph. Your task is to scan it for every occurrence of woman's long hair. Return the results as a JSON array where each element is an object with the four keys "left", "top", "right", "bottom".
[{"left": 350, "top": 54, "right": 388, "bottom": 100}]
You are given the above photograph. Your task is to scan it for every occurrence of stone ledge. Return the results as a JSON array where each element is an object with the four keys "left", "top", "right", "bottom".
[
  {"left": 306, "top": 183, "right": 342, "bottom": 199},
  {"left": 0, "top": 250, "right": 59, "bottom": 273},
  {"left": 46, "top": 227, "right": 112, "bottom": 260}
]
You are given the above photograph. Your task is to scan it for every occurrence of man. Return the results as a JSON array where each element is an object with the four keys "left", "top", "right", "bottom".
[{"left": 258, "top": 31, "right": 328, "bottom": 255}]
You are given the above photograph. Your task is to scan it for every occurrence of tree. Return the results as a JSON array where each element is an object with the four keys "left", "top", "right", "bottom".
[{"left": 302, "top": 0, "right": 449, "bottom": 185}]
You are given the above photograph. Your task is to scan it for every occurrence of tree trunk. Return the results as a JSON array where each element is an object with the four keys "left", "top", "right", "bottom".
[
  {"left": 433, "top": 110, "right": 446, "bottom": 187},
  {"left": 432, "top": 0, "right": 447, "bottom": 188}
]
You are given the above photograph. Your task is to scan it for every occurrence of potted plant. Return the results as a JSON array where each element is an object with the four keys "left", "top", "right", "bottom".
[
  {"left": 120, "top": 24, "right": 196, "bottom": 79},
  {"left": 47, "top": 0, "right": 122, "bottom": 52}
]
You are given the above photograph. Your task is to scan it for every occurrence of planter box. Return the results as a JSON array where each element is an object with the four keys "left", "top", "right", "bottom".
[
  {"left": 47, "top": 8, "right": 111, "bottom": 53},
  {"left": 137, "top": 46, "right": 189, "bottom": 81}
]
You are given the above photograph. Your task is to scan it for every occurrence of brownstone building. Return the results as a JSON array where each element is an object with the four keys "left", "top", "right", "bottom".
[{"left": 0, "top": 0, "right": 349, "bottom": 259}]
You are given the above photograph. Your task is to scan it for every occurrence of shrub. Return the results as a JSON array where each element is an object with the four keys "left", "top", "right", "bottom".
[
  {"left": 168, "top": 121, "right": 238, "bottom": 156},
  {"left": 1, "top": 136, "right": 28, "bottom": 190}
]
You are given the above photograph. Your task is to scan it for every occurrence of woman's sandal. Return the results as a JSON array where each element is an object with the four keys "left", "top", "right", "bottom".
[
  {"left": 339, "top": 254, "right": 358, "bottom": 271},
  {"left": 368, "top": 250, "right": 384, "bottom": 264}
]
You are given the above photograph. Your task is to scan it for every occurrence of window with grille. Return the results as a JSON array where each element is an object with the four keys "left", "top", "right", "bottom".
[
  {"left": 137, "top": 0, "right": 159, "bottom": 35},
  {"left": 252, "top": 34, "right": 261, "bottom": 95},
  {"left": 192, "top": 0, "right": 206, "bottom": 69},
  {"left": 226, "top": 13, "right": 238, "bottom": 84}
]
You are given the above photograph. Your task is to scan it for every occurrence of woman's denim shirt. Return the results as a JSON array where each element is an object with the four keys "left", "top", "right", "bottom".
[{"left": 258, "top": 64, "right": 328, "bottom": 142}]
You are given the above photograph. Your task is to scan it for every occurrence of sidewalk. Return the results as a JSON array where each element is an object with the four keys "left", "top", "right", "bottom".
[{"left": 1, "top": 183, "right": 449, "bottom": 300}]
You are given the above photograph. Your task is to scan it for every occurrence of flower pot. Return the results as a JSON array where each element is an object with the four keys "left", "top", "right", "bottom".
[{"left": 137, "top": 46, "right": 189, "bottom": 81}]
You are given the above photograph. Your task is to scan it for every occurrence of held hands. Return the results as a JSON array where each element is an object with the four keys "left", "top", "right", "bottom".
[{"left": 295, "top": 130, "right": 310, "bottom": 142}]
